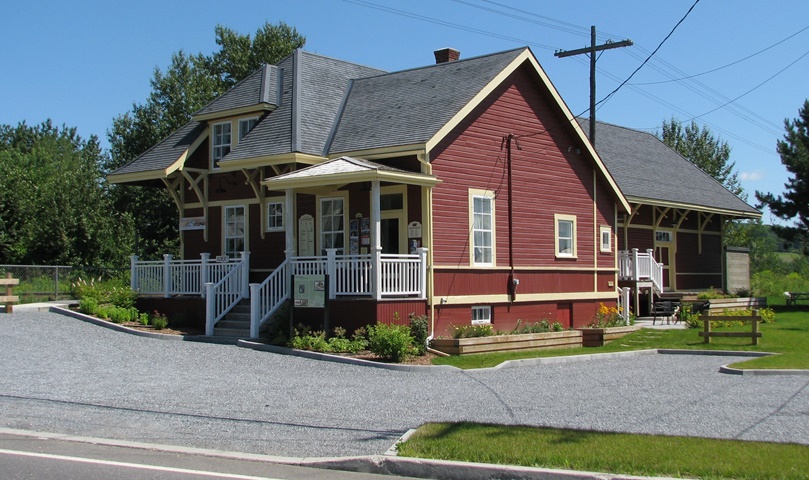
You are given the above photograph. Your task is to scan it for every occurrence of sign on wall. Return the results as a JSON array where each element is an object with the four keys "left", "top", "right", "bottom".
[
  {"left": 298, "top": 214, "right": 315, "bottom": 256},
  {"left": 179, "top": 216, "right": 206, "bottom": 231}
]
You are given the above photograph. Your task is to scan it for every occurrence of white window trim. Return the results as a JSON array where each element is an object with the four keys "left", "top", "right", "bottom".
[
  {"left": 317, "top": 193, "right": 349, "bottom": 255},
  {"left": 599, "top": 226, "right": 612, "bottom": 253},
  {"left": 265, "top": 197, "right": 284, "bottom": 232},
  {"left": 238, "top": 116, "right": 259, "bottom": 142},
  {"left": 223, "top": 204, "right": 247, "bottom": 258},
  {"left": 471, "top": 306, "right": 492, "bottom": 325},
  {"left": 468, "top": 188, "right": 496, "bottom": 267},
  {"left": 554, "top": 214, "right": 577, "bottom": 259},
  {"left": 211, "top": 121, "right": 232, "bottom": 170}
]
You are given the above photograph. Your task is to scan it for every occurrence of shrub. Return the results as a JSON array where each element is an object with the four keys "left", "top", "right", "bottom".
[
  {"left": 139, "top": 312, "right": 150, "bottom": 326},
  {"left": 551, "top": 321, "right": 564, "bottom": 332},
  {"left": 78, "top": 298, "right": 99, "bottom": 315},
  {"left": 697, "top": 287, "right": 733, "bottom": 300},
  {"left": 586, "top": 303, "right": 627, "bottom": 328},
  {"left": 150, "top": 311, "right": 168, "bottom": 330},
  {"left": 451, "top": 323, "right": 494, "bottom": 339},
  {"left": 409, "top": 314, "right": 429, "bottom": 355},
  {"left": 71, "top": 277, "right": 136, "bottom": 307},
  {"left": 367, "top": 322, "right": 414, "bottom": 362}
]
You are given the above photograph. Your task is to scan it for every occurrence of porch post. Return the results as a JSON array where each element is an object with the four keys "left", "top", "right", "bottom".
[
  {"left": 241, "top": 251, "right": 250, "bottom": 298},
  {"left": 371, "top": 180, "right": 382, "bottom": 300},
  {"left": 285, "top": 189, "right": 295, "bottom": 260},
  {"left": 326, "top": 248, "right": 337, "bottom": 299},
  {"left": 200, "top": 253, "right": 210, "bottom": 297},
  {"left": 163, "top": 254, "right": 173, "bottom": 298},
  {"left": 631, "top": 248, "right": 639, "bottom": 281},
  {"left": 417, "top": 247, "right": 428, "bottom": 300},
  {"left": 130, "top": 255, "right": 138, "bottom": 291}
]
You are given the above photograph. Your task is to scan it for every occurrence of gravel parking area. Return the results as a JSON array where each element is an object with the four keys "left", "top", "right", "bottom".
[{"left": 1, "top": 311, "right": 808, "bottom": 458}]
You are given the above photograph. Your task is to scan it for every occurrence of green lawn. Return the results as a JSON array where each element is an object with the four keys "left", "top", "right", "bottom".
[
  {"left": 431, "top": 305, "right": 809, "bottom": 370},
  {"left": 397, "top": 423, "right": 809, "bottom": 480}
]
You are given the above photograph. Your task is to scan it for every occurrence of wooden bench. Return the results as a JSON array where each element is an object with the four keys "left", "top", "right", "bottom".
[
  {"left": 0, "top": 273, "right": 20, "bottom": 313},
  {"left": 785, "top": 292, "right": 809, "bottom": 306},
  {"left": 699, "top": 310, "right": 761, "bottom": 346}
]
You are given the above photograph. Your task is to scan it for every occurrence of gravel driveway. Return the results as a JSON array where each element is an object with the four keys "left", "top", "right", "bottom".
[{"left": 1, "top": 311, "right": 808, "bottom": 458}]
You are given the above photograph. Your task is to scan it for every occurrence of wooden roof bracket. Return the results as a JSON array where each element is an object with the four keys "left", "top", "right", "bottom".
[
  {"left": 622, "top": 203, "right": 642, "bottom": 250},
  {"left": 180, "top": 168, "right": 209, "bottom": 242},
  {"left": 653, "top": 206, "right": 671, "bottom": 229},
  {"left": 673, "top": 208, "right": 691, "bottom": 254},
  {"left": 242, "top": 167, "right": 267, "bottom": 238},
  {"left": 698, "top": 212, "right": 715, "bottom": 254}
]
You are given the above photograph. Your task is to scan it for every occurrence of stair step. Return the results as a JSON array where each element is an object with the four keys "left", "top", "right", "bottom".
[
  {"left": 217, "top": 319, "right": 250, "bottom": 329},
  {"left": 223, "top": 312, "right": 250, "bottom": 322},
  {"left": 214, "top": 327, "right": 251, "bottom": 338}
]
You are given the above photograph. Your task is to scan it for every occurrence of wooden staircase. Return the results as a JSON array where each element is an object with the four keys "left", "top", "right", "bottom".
[{"left": 213, "top": 299, "right": 251, "bottom": 339}]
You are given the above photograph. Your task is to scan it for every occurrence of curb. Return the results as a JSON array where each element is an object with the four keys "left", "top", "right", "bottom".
[
  {"left": 237, "top": 340, "right": 461, "bottom": 372},
  {"left": 0, "top": 427, "right": 672, "bottom": 480}
]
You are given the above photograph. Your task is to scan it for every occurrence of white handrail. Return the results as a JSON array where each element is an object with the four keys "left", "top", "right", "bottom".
[
  {"left": 130, "top": 254, "right": 241, "bottom": 297},
  {"left": 205, "top": 259, "right": 245, "bottom": 336},
  {"left": 618, "top": 249, "right": 663, "bottom": 293},
  {"left": 249, "top": 260, "right": 290, "bottom": 338}
]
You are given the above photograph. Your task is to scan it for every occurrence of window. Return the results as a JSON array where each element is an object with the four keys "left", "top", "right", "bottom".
[
  {"left": 600, "top": 226, "right": 612, "bottom": 253},
  {"left": 224, "top": 205, "right": 246, "bottom": 258},
  {"left": 212, "top": 122, "right": 232, "bottom": 167},
  {"left": 471, "top": 306, "right": 491, "bottom": 325},
  {"left": 656, "top": 230, "right": 672, "bottom": 243},
  {"left": 555, "top": 214, "right": 577, "bottom": 258},
  {"left": 320, "top": 197, "right": 345, "bottom": 255},
  {"left": 266, "top": 201, "right": 283, "bottom": 232},
  {"left": 239, "top": 117, "right": 258, "bottom": 141},
  {"left": 469, "top": 189, "right": 495, "bottom": 266}
]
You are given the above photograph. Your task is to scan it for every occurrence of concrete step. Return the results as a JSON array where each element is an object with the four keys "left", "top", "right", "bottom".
[
  {"left": 223, "top": 311, "right": 250, "bottom": 322},
  {"left": 214, "top": 327, "right": 251, "bottom": 338},
  {"left": 216, "top": 318, "right": 250, "bottom": 329}
]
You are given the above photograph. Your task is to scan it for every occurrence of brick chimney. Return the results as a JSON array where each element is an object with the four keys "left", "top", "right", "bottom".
[{"left": 434, "top": 48, "right": 460, "bottom": 64}]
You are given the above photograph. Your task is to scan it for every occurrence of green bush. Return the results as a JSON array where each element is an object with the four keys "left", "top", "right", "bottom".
[
  {"left": 150, "top": 311, "right": 168, "bottom": 330},
  {"left": 78, "top": 298, "right": 99, "bottom": 315},
  {"left": 452, "top": 323, "right": 494, "bottom": 339},
  {"left": 71, "top": 277, "right": 135, "bottom": 307},
  {"left": 409, "top": 314, "right": 429, "bottom": 355},
  {"left": 697, "top": 287, "right": 733, "bottom": 300},
  {"left": 368, "top": 322, "right": 414, "bottom": 362},
  {"left": 288, "top": 326, "right": 367, "bottom": 354}
]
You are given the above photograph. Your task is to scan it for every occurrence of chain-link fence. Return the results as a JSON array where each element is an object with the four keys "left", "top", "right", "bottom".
[{"left": 0, "top": 265, "right": 129, "bottom": 303}]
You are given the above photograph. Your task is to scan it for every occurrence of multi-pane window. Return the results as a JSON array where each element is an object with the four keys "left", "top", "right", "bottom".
[
  {"left": 320, "top": 197, "right": 345, "bottom": 255},
  {"left": 472, "top": 194, "right": 493, "bottom": 265},
  {"left": 555, "top": 214, "right": 576, "bottom": 257},
  {"left": 239, "top": 117, "right": 258, "bottom": 141},
  {"left": 266, "top": 201, "right": 283, "bottom": 232},
  {"left": 471, "top": 306, "right": 492, "bottom": 325},
  {"left": 212, "top": 122, "right": 232, "bottom": 166},
  {"left": 224, "top": 205, "right": 245, "bottom": 258}
]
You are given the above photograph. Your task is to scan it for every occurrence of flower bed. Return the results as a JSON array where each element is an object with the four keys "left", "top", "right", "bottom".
[
  {"left": 431, "top": 330, "right": 582, "bottom": 355},
  {"left": 577, "top": 325, "right": 641, "bottom": 347}
]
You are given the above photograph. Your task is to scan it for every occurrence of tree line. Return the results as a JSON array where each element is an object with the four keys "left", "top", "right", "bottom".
[{"left": 2, "top": 21, "right": 808, "bottom": 279}]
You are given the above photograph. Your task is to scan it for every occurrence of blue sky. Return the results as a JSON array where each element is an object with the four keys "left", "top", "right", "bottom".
[{"left": 2, "top": 0, "right": 807, "bottom": 224}]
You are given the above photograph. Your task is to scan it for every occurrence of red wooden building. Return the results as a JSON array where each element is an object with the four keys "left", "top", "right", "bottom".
[{"left": 108, "top": 47, "right": 753, "bottom": 339}]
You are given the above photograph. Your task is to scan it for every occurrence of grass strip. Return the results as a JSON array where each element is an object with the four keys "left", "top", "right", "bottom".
[
  {"left": 397, "top": 422, "right": 809, "bottom": 480},
  {"left": 432, "top": 307, "right": 809, "bottom": 370}
]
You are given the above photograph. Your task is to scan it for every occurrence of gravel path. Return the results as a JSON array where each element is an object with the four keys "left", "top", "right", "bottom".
[{"left": 1, "top": 311, "right": 808, "bottom": 458}]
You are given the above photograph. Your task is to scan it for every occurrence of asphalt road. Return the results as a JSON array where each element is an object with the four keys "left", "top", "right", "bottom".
[{"left": 1, "top": 310, "right": 808, "bottom": 460}]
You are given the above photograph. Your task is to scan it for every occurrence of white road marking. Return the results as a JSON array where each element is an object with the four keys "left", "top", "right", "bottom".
[{"left": 0, "top": 448, "right": 282, "bottom": 479}]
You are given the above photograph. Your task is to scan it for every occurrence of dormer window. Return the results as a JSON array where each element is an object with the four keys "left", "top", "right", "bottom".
[
  {"left": 239, "top": 117, "right": 258, "bottom": 141},
  {"left": 212, "top": 122, "right": 232, "bottom": 168}
]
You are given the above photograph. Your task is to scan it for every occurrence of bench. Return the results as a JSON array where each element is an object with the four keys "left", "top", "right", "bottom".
[
  {"left": 785, "top": 292, "right": 809, "bottom": 306},
  {"left": 699, "top": 310, "right": 761, "bottom": 346},
  {"left": 0, "top": 273, "right": 20, "bottom": 313}
]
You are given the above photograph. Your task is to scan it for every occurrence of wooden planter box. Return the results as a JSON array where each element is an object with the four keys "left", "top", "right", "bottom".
[
  {"left": 431, "top": 330, "right": 583, "bottom": 355},
  {"left": 578, "top": 325, "right": 641, "bottom": 347}
]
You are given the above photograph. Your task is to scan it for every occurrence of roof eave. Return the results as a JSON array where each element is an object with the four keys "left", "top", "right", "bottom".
[
  {"left": 192, "top": 103, "right": 276, "bottom": 122},
  {"left": 261, "top": 169, "right": 441, "bottom": 190},
  {"left": 626, "top": 196, "right": 762, "bottom": 219},
  {"left": 329, "top": 143, "right": 426, "bottom": 161},
  {"left": 217, "top": 153, "right": 327, "bottom": 171}
]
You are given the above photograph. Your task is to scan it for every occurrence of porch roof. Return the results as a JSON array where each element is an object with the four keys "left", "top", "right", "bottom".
[{"left": 261, "top": 156, "right": 440, "bottom": 189}]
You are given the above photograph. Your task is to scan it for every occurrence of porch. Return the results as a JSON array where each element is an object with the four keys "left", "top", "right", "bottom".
[
  {"left": 130, "top": 249, "right": 428, "bottom": 338},
  {"left": 618, "top": 248, "right": 664, "bottom": 315}
]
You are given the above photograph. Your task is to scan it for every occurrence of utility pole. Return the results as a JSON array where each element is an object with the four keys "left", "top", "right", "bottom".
[{"left": 554, "top": 26, "right": 632, "bottom": 147}]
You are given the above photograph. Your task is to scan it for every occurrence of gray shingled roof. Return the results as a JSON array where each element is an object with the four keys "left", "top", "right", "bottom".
[
  {"left": 327, "top": 48, "right": 526, "bottom": 154},
  {"left": 193, "top": 65, "right": 279, "bottom": 117},
  {"left": 221, "top": 51, "right": 386, "bottom": 162},
  {"left": 109, "top": 121, "right": 206, "bottom": 176},
  {"left": 266, "top": 156, "right": 411, "bottom": 183},
  {"left": 582, "top": 119, "right": 759, "bottom": 216}
]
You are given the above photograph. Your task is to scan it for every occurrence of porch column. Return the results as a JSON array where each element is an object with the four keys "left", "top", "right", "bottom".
[
  {"left": 200, "top": 253, "right": 210, "bottom": 297},
  {"left": 371, "top": 180, "right": 382, "bottom": 300},
  {"left": 284, "top": 188, "right": 295, "bottom": 260},
  {"left": 130, "top": 255, "right": 138, "bottom": 291},
  {"left": 163, "top": 254, "right": 173, "bottom": 298},
  {"left": 240, "top": 251, "right": 250, "bottom": 298}
]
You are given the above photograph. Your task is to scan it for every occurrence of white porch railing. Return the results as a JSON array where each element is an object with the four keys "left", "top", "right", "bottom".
[
  {"left": 618, "top": 286, "right": 631, "bottom": 324},
  {"left": 205, "top": 252, "right": 250, "bottom": 336},
  {"left": 249, "top": 260, "right": 290, "bottom": 338},
  {"left": 130, "top": 253, "right": 243, "bottom": 297},
  {"left": 618, "top": 248, "right": 663, "bottom": 294}
]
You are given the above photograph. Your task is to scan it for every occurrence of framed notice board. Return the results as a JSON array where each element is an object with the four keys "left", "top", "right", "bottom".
[{"left": 292, "top": 274, "right": 327, "bottom": 308}]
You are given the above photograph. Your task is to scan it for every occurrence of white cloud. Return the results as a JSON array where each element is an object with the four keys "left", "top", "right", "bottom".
[{"left": 740, "top": 171, "right": 763, "bottom": 181}]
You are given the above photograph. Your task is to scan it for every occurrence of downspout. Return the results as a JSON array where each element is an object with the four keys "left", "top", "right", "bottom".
[{"left": 506, "top": 134, "right": 518, "bottom": 302}]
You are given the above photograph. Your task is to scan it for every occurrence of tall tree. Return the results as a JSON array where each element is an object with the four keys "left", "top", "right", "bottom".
[
  {"left": 756, "top": 100, "right": 809, "bottom": 248},
  {"left": 106, "top": 22, "right": 305, "bottom": 259},
  {"left": 660, "top": 118, "right": 744, "bottom": 198},
  {"left": 0, "top": 120, "right": 134, "bottom": 266}
]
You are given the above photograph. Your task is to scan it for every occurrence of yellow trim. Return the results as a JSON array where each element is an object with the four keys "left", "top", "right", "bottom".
[
  {"left": 624, "top": 196, "right": 760, "bottom": 218},
  {"left": 434, "top": 265, "right": 617, "bottom": 272},
  {"left": 468, "top": 188, "right": 497, "bottom": 267},
  {"left": 554, "top": 213, "right": 578, "bottom": 259},
  {"left": 328, "top": 144, "right": 426, "bottom": 160},
  {"left": 221, "top": 153, "right": 326, "bottom": 172},
  {"left": 380, "top": 185, "right": 408, "bottom": 254},
  {"left": 599, "top": 226, "right": 613, "bottom": 253},
  {"left": 262, "top": 168, "right": 441, "bottom": 190},
  {"left": 192, "top": 104, "right": 275, "bottom": 122},
  {"left": 440, "top": 291, "right": 617, "bottom": 305}
]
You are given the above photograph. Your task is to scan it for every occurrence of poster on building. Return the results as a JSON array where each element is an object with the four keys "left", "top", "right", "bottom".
[{"left": 293, "top": 274, "right": 326, "bottom": 308}]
